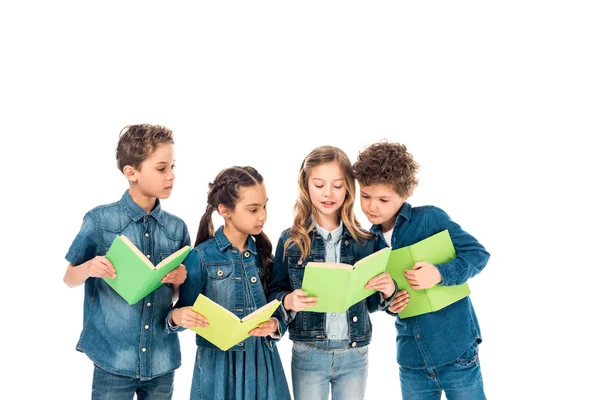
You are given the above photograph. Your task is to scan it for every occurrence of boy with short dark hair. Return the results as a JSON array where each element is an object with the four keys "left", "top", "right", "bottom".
[
  {"left": 353, "top": 141, "right": 490, "bottom": 400},
  {"left": 64, "top": 124, "right": 190, "bottom": 399}
]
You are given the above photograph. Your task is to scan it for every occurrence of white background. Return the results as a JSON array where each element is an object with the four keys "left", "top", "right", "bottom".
[{"left": 2, "top": 1, "right": 599, "bottom": 399}]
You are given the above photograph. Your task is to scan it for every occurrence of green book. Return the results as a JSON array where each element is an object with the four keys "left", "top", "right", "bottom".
[
  {"left": 103, "top": 235, "right": 191, "bottom": 305},
  {"left": 301, "top": 247, "right": 392, "bottom": 313},
  {"left": 190, "top": 294, "right": 281, "bottom": 351},
  {"left": 386, "top": 230, "right": 471, "bottom": 318}
]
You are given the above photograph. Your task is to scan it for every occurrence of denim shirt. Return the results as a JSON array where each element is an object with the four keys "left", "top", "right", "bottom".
[
  {"left": 315, "top": 223, "right": 349, "bottom": 341},
  {"left": 268, "top": 225, "right": 395, "bottom": 349},
  {"left": 371, "top": 202, "right": 490, "bottom": 369},
  {"left": 172, "top": 226, "right": 284, "bottom": 351},
  {"left": 65, "top": 190, "right": 191, "bottom": 379}
]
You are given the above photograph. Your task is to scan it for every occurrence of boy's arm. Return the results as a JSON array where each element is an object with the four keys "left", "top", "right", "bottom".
[
  {"left": 428, "top": 207, "right": 490, "bottom": 286},
  {"left": 64, "top": 213, "right": 109, "bottom": 287},
  {"left": 167, "top": 249, "right": 205, "bottom": 332}
]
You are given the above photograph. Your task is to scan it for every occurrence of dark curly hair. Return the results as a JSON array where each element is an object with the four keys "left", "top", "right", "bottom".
[
  {"left": 352, "top": 141, "right": 420, "bottom": 198},
  {"left": 116, "top": 124, "right": 174, "bottom": 172}
]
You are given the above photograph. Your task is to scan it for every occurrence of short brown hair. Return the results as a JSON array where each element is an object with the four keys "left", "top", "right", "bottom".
[
  {"left": 116, "top": 124, "right": 174, "bottom": 172},
  {"left": 352, "top": 141, "right": 420, "bottom": 198}
]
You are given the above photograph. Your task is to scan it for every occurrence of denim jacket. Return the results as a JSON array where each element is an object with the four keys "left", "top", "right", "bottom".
[
  {"left": 371, "top": 202, "right": 490, "bottom": 369},
  {"left": 268, "top": 225, "right": 394, "bottom": 348},
  {"left": 172, "top": 226, "right": 284, "bottom": 351},
  {"left": 65, "top": 190, "right": 190, "bottom": 379}
]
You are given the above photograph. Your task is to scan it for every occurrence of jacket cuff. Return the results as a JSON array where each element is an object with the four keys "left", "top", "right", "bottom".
[
  {"left": 276, "top": 292, "right": 296, "bottom": 324},
  {"left": 378, "top": 280, "right": 398, "bottom": 311}
]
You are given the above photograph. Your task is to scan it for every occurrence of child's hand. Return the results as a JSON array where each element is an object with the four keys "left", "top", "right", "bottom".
[
  {"left": 171, "top": 306, "right": 209, "bottom": 329},
  {"left": 248, "top": 317, "right": 279, "bottom": 337},
  {"left": 87, "top": 256, "right": 116, "bottom": 279},
  {"left": 365, "top": 271, "right": 396, "bottom": 299},
  {"left": 404, "top": 262, "right": 442, "bottom": 290},
  {"left": 283, "top": 289, "right": 318, "bottom": 312},
  {"left": 161, "top": 264, "right": 187, "bottom": 284},
  {"left": 388, "top": 290, "right": 410, "bottom": 313}
]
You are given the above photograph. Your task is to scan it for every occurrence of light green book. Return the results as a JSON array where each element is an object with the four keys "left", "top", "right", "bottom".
[
  {"left": 386, "top": 230, "right": 471, "bottom": 318},
  {"left": 103, "top": 235, "right": 191, "bottom": 305},
  {"left": 301, "top": 247, "right": 392, "bottom": 313},
  {"left": 191, "top": 294, "right": 281, "bottom": 351}
]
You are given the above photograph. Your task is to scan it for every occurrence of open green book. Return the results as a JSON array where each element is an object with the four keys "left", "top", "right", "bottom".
[
  {"left": 386, "top": 230, "right": 470, "bottom": 318},
  {"left": 191, "top": 294, "right": 281, "bottom": 351},
  {"left": 301, "top": 247, "right": 392, "bottom": 313},
  {"left": 103, "top": 235, "right": 191, "bottom": 305}
]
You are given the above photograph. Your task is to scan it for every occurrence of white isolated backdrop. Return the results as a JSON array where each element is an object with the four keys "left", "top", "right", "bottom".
[{"left": 1, "top": 1, "right": 599, "bottom": 399}]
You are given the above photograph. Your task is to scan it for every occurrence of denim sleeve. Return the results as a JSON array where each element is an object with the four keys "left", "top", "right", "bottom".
[
  {"left": 267, "top": 234, "right": 296, "bottom": 325},
  {"left": 426, "top": 207, "right": 490, "bottom": 286},
  {"left": 181, "top": 223, "right": 191, "bottom": 247},
  {"left": 168, "top": 249, "right": 205, "bottom": 333},
  {"left": 65, "top": 212, "right": 101, "bottom": 266}
]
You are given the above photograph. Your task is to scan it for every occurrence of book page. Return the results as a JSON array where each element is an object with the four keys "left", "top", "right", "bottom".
[
  {"left": 156, "top": 245, "right": 192, "bottom": 270},
  {"left": 240, "top": 300, "right": 280, "bottom": 323},
  {"left": 119, "top": 235, "right": 154, "bottom": 269}
]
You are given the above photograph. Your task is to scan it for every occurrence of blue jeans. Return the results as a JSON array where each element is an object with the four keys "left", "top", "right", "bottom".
[
  {"left": 399, "top": 344, "right": 485, "bottom": 400},
  {"left": 92, "top": 365, "right": 174, "bottom": 400},
  {"left": 291, "top": 342, "right": 368, "bottom": 400}
]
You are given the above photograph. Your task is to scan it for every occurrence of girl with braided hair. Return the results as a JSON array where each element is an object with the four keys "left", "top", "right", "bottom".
[{"left": 167, "top": 166, "right": 291, "bottom": 400}]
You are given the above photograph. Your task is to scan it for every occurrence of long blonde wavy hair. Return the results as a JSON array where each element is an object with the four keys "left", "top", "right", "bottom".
[{"left": 285, "top": 145, "right": 371, "bottom": 259}]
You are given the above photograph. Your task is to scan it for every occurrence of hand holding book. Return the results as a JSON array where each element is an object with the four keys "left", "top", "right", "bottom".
[{"left": 171, "top": 306, "right": 209, "bottom": 329}]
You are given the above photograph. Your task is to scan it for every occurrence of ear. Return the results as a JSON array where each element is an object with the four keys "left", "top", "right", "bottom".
[
  {"left": 123, "top": 165, "right": 137, "bottom": 183},
  {"left": 217, "top": 203, "right": 231, "bottom": 219}
]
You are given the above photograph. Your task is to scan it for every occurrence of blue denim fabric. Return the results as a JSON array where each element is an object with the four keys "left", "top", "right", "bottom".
[
  {"left": 291, "top": 342, "right": 368, "bottom": 400},
  {"left": 173, "top": 227, "right": 291, "bottom": 399},
  {"left": 91, "top": 364, "right": 175, "bottom": 399},
  {"left": 173, "top": 226, "right": 285, "bottom": 351},
  {"left": 268, "top": 225, "right": 393, "bottom": 348},
  {"left": 65, "top": 190, "right": 191, "bottom": 379},
  {"left": 370, "top": 202, "right": 490, "bottom": 370},
  {"left": 399, "top": 341, "right": 486, "bottom": 400}
]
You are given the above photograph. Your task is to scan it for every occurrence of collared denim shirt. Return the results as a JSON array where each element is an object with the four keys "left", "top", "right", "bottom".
[
  {"left": 65, "top": 190, "right": 191, "bottom": 380},
  {"left": 171, "top": 226, "right": 285, "bottom": 351},
  {"left": 268, "top": 225, "right": 395, "bottom": 349},
  {"left": 371, "top": 202, "right": 490, "bottom": 369}
]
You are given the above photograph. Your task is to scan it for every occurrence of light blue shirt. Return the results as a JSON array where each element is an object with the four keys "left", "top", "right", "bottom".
[{"left": 315, "top": 223, "right": 349, "bottom": 340}]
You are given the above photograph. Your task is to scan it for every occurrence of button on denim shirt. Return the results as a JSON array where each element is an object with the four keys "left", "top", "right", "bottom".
[
  {"left": 65, "top": 190, "right": 191, "bottom": 379},
  {"left": 172, "top": 226, "right": 284, "bottom": 351},
  {"left": 371, "top": 202, "right": 490, "bottom": 369},
  {"left": 268, "top": 225, "right": 394, "bottom": 348}
]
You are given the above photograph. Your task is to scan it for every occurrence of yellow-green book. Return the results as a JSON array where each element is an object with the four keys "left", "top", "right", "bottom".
[
  {"left": 386, "top": 230, "right": 470, "bottom": 318},
  {"left": 103, "top": 235, "right": 191, "bottom": 305},
  {"left": 301, "top": 247, "right": 392, "bottom": 313},
  {"left": 190, "top": 294, "right": 281, "bottom": 351}
]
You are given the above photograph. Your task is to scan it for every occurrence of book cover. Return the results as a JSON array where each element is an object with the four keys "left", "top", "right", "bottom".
[
  {"left": 103, "top": 235, "right": 191, "bottom": 305},
  {"left": 386, "top": 230, "right": 471, "bottom": 318},
  {"left": 301, "top": 247, "right": 392, "bottom": 313},
  {"left": 190, "top": 294, "right": 281, "bottom": 351}
]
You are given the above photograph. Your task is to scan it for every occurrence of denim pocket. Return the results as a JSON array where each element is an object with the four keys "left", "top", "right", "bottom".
[
  {"left": 454, "top": 343, "right": 479, "bottom": 367},
  {"left": 292, "top": 342, "right": 313, "bottom": 357},
  {"left": 205, "top": 264, "right": 233, "bottom": 280},
  {"left": 353, "top": 345, "right": 369, "bottom": 356}
]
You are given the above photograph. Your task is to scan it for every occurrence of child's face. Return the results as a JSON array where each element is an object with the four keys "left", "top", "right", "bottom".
[
  {"left": 132, "top": 143, "right": 176, "bottom": 200},
  {"left": 307, "top": 162, "right": 347, "bottom": 224},
  {"left": 359, "top": 183, "right": 405, "bottom": 231},
  {"left": 225, "top": 183, "right": 268, "bottom": 237}
]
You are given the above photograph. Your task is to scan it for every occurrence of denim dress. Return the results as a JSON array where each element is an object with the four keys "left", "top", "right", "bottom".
[{"left": 173, "top": 227, "right": 291, "bottom": 400}]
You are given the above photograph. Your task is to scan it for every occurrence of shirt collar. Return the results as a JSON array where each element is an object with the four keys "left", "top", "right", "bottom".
[
  {"left": 119, "top": 190, "right": 164, "bottom": 226},
  {"left": 370, "top": 202, "right": 412, "bottom": 235},
  {"left": 214, "top": 226, "right": 258, "bottom": 254},
  {"left": 315, "top": 220, "right": 344, "bottom": 243}
]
